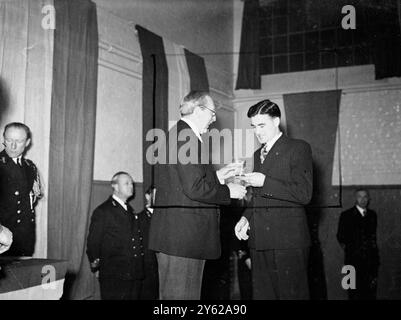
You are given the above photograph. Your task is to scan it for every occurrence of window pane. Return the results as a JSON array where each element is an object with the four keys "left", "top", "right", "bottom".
[
  {"left": 274, "top": 55, "right": 288, "bottom": 73},
  {"left": 273, "top": 36, "right": 287, "bottom": 54},
  {"left": 289, "top": 54, "right": 304, "bottom": 72}
]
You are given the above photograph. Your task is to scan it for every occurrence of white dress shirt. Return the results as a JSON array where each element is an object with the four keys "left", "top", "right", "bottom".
[
  {"left": 12, "top": 156, "right": 22, "bottom": 166},
  {"left": 112, "top": 194, "right": 127, "bottom": 211},
  {"left": 264, "top": 131, "right": 283, "bottom": 154},
  {"left": 181, "top": 117, "right": 203, "bottom": 143},
  {"left": 356, "top": 205, "right": 367, "bottom": 217}
]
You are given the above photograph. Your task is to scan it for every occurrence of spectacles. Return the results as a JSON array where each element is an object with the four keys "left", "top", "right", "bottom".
[{"left": 200, "top": 105, "right": 216, "bottom": 117}]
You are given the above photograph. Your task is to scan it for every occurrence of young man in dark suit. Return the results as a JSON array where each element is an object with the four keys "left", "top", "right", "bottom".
[
  {"left": 235, "top": 99, "right": 313, "bottom": 300},
  {"left": 337, "top": 189, "right": 379, "bottom": 300},
  {"left": 149, "top": 91, "right": 247, "bottom": 300},
  {"left": 87, "top": 172, "right": 158, "bottom": 300}
]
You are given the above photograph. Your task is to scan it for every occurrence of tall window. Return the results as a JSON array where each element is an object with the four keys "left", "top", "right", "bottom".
[{"left": 259, "top": 0, "right": 398, "bottom": 75}]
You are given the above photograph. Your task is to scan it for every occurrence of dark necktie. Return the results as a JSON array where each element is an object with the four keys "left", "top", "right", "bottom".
[
  {"left": 260, "top": 144, "right": 269, "bottom": 164},
  {"left": 17, "top": 158, "right": 23, "bottom": 167}
]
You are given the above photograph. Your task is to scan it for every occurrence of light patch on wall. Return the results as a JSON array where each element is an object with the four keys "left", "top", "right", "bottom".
[{"left": 332, "top": 89, "right": 401, "bottom": 185}]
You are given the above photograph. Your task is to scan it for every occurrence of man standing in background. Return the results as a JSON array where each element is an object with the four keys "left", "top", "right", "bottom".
[
  {"left": 87, "top": 172, "right": 159, "bottom": 300},
  {"left": 0, "top": 122, "right": 42, "bottom": 257},
  {"left": 337, "top": 189, "right": 379, "bottom": 300}
]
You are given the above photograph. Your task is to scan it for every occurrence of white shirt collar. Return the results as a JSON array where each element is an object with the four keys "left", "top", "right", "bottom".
[
  {"left": 112, "top": 194, "right": 127, "bottom": 211},
  {"left": 181, "top": 117, "right": 203, "bottom": 143},
  {"left": 264, "top": 131, "right": 282, "bottom": 152},
  {"left": 12, "top": 156, "right": 22, "bottom": 165},
  {"left": 356, "top": 205, "right": 367, "bottom": 216}
]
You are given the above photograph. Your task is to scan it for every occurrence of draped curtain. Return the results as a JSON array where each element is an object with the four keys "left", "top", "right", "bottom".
[
  {"left": 136, "top": 26, "right": 169, "bottom": 196},
  {"left": 235, "top": 0, "right": 261, "bottom": 90},
  {"left": 47, "top": 0, "right": 98, "bottom": 299},
  {"left": 184, "top": 49, "right": 210, "bottom": 92},
  {"left": 283, "top": 90, "right": 341, "bottom": 208},
  {"left": 0, "top": 0, "right": 54, "bottom": 258},
  {"left": 367, "top": 0, "right": 401, "bottom": 79},
  {"left": 163, "top": 41, "right": 191, "bottom": 126}
]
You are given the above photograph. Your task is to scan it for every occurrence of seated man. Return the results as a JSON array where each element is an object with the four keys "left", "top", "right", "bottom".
[
  {"left": 86, "top": 172, "right": 158, "bottom": 300},
  {"left": 0, "top": 224, "right": 13, "bottom": 254}
]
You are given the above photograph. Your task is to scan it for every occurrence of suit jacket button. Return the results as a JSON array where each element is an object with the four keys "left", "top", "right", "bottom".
[
  {"left": 134, "top": 254, "right": 137, "bottom": 257},
  {"left": 17, "top": 201, "right": 21, "bottom": 204},
  {"left": 15, "top": 191, "right": 19, "bottom": 196},
  {"left": 17, "top": 219, "right": 21, "bottom": 224},
  {"left": 17, "top": 210, "right": 21, "bottom": 214}
]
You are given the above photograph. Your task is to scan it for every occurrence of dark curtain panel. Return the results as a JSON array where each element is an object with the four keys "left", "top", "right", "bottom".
[
  {"left": 368, "top": 0, "right": 401, "bottom": 79},
  {"left": 136, "top": 26, "right": 169, "bottom": 195},
  {"left": 283, "top": 90, "right": 341, "bottom": 300},
  {"left": 184, "top": 49, "right": 210, "bottom": 92},
  {"left": 235, "top": 0, "right": 260, "bottom": 90},
  {"left": 283, "top": 90, "right": 341, "bottom": 208},
  {"left": 47, "top": 0, "right": 98, "bottom": 299}
]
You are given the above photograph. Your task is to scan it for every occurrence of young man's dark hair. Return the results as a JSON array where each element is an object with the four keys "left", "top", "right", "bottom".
[{"left": 247, "top": 99, "right": 281, "bottom": 119}]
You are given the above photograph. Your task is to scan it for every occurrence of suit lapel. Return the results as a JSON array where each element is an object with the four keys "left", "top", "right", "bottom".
[
  {"left": 259, "top": 134, "right": 288, "bottom": 171},
  {"left": 177, "top": 119, "right": 202, "bottom": 164}
]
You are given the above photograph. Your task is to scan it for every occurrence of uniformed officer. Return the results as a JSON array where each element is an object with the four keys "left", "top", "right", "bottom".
[
  {"left": 0, "top": 122, "right": 42, "bottom": 257},
  {"left": 86, "top": 172, "right": 158, "bottom": 300}
]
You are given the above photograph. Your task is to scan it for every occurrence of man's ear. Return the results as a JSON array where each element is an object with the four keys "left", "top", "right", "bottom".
[
  {"left": 111, "top": 184, "right": 117, "bottom": 193},
  {"left": 273, "top": 117, "right": 280, "bottom": 128},
  {"left": 26, "top": 138, "right": 31, "bottom": 148}
]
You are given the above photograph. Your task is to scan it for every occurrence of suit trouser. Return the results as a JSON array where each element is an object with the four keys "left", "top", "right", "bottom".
[
  {"left": 347, "top": 261, "right": 378, "bottom": 300},
  {"left": 100, "top": 278, "right": 144, "bottom": 300},
  {"left": 156, "top": 252, "right": 205, "bottom": 300},
  {"left": 250, "top": 248, "right": 309, "bottom": 300}
]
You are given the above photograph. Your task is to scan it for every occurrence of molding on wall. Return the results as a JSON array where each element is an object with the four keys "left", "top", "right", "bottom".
[
  {"left": 233, "top": 65, "right": 401, "bottom": 104},
  {"left": 217, "top": 103, "right": 236, "bottom": 113},
  {"left": 210, "top": 86, "right": 234, "bottom": 99},
  {"left": 98, "top": 58, "right": 142, "bottom": 80},
  {"left": 342, "top": 83, "right": 401, "bottom": 94},
  {"left": 99, "top": 39, "right": 142, "bottom": 64},
  {"left": 233, "top": 82, "right": 401, "bottom": 104},
  {"left": 98, "top": 38, "right": 142, "bottom": 79}
]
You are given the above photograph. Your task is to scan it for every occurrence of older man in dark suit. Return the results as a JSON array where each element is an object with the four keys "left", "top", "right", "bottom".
[
  {"left": 337, "top": 189, "right": 379, "bottom": 300},
  {"left": 149, "top": 91, "right": 247, "bottom": 300},
  {"left": 87, "top": 172, "right": 158, "bottom": 300},
  {"left": 235, "top": 99, "right": 313, "bottom": 300}
]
